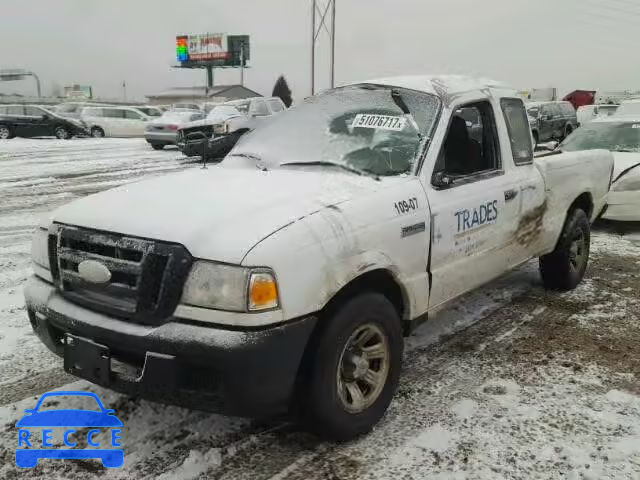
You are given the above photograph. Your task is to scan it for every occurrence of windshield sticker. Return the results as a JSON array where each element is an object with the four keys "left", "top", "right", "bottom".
[{"left": 352, "top": 114, "right": 407, "bottom": 131}]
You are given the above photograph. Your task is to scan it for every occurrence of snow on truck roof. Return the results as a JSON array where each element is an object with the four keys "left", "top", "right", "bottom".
[{"left": 348, "top": 75, "right": 513, "bottom": 99}]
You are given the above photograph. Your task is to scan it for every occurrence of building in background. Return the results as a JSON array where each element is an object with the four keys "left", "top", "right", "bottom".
[
  {"left": 145, "top": 84, "right": 261, "bottom": 106},
  {"left": 63, "top": 85, "right": 93, "bottom": 100}
]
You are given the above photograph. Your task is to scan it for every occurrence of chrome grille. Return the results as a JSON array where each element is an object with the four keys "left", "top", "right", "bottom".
[{"left": 50, "top": 225, "right": 192, "bottom": 324}]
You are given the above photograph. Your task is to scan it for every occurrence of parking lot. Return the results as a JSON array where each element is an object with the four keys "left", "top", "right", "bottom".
[{"left": 1, "top": 138, "right": 640, "bottom": 479}]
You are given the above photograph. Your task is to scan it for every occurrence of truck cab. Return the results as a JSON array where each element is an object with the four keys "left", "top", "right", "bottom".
[{"left": 25, "top": 75, "right": 613, "bottom": 441}]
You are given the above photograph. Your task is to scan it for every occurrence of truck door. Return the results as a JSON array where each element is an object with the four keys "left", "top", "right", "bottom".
[
  {"left": 498, "top": 98, "right": 547, "bottom": 266},
  {"left": 425, "top": 100, "right": 523, "bottom": 309}
]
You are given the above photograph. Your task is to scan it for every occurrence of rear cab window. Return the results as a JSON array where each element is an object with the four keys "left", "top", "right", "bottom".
[{"left": 500, "top": 98, "right": 534, "bottom": 165}]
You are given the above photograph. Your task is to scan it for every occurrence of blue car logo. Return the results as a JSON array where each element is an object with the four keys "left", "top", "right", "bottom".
[{"left": 15, "top": 391, "right": 123, "bottom": 468}]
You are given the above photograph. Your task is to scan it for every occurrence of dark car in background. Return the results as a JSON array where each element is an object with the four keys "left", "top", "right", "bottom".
[
  {"left": 0, "top": 105, "right": 88, "bottom": 140},
  {"left": 527, "top": 101, "right": 578, "bottom": 146}
]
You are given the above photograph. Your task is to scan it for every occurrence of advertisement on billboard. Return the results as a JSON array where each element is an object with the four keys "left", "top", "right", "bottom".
[
  {"left": 63, "top": 85, "right": 93, "bottom": 99},
  {"left": 176, "top": 34, "right": 250, "bottom": 67}
]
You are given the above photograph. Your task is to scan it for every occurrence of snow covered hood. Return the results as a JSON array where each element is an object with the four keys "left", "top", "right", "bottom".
[
  {"left": 612, "top": 152, "right": 640, "bottom": 182},
  {"left": 51, "top": 165, "right": 386, "bottom": 263}
]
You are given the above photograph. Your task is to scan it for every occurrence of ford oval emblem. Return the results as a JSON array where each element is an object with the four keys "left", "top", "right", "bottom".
[{"left": 78, "top": 260, "right": 112, "bottom": 284}]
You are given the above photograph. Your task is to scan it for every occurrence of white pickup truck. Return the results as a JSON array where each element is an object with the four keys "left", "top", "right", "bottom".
[{"left": 26, "top": 75, "right": 613, "bottom": 441}]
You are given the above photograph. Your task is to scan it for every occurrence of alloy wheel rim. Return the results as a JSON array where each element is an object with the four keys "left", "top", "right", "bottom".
[
  {"left": 56, "top": 128, "right": 68, "bottom": 139},
  {"left": 0, "top": 127, "right": 9, "bottom": 139},
  {"left": 336, "top": 323, "right": 390, "bottom": 414}
]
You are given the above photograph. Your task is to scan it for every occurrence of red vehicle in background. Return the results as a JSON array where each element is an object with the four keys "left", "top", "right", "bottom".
[{"left": 563, "top": 90, "right": 596, "bottom": 110}]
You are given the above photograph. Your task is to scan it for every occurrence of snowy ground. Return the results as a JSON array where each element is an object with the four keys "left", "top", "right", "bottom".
[{"left": 1, "top": 138, "right": 640, "bottom": 479}]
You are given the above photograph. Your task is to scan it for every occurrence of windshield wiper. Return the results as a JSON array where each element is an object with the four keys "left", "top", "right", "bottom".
[{"left": 280, "top": 161, "right": 379, "bottom": 179}]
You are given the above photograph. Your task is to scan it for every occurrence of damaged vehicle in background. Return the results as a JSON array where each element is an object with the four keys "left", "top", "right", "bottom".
[
  {"left": 25, "top": 76, "right": 613, "bottom": 441},
  {"left": 177, "top": 97, "right": 285, "bottom": 160},
  {"left": 527, "top": 101, "right": 577, "bottom": 146},
  {"left": 144, "top": 110, "right": 205, "bottom": 150},
  {"left": 557, "top": 117, "right": 640, "bottom": 221}
]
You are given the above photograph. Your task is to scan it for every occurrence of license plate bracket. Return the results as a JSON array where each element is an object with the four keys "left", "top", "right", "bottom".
[{"left": 63, "top": 334, "right": 110, "bottom": 385}]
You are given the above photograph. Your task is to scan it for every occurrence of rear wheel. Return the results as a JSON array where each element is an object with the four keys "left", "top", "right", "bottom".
[
  {"left": 0, "top": 125, "right": 13, "bottom": 139},
  {"left": 301, "top": 293, "right": 403, "bottom": 441},
  {"left": 539, "top": 208, "right": 590, "bottom": 290},
  {"left": 150, "top": 143, "right": 165, "bottom": 150},
  {"left": 55, "top": 126, "right": 70, "bottom": 140},
  {"left": 91, "top": 127, "right": 105, "bottom": 138}
]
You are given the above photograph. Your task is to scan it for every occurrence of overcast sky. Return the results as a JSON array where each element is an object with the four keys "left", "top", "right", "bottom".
[{"left": 1, "top": 0, "right": 638, "bottom": 102}]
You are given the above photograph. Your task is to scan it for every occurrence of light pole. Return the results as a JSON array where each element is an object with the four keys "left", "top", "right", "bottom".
[
  {"left": 0, "top": 69, "right": 41, "bottom": 97},
  {"left": 310, "top": 0, "right": 336, "bottom": 95}
]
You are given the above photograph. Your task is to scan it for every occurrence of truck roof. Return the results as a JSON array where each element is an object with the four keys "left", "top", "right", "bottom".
[{"left": 349, "top": 75, "right": 514, "bottom": 100}]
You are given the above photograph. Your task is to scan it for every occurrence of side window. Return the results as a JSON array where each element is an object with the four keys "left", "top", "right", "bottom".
[
  {"left": 500, "top": 98, "right": 534, "bottom": 166},
  {"left": 268, "top": 99, "right": 284, "bottom": 113},
  {"left": 24, "top": 106, "right": 44, "bottom": 116},
  {"left": 8, "top": 106, "right": 25, "bottom": 115},
  {"left": 563, "top": 103, "right": 575, "bottom": 116},
  {"left": 105, "top": 109, "right": 125, "bottom": 118},
  {"left": 251, "top": 100, "right": 270, "bottom": 117},
  {"left": 548, "top": 104, "right": 562, "bottom": 117},
  {"left": 434, "top": 101, "right": 501, "bottom": 180},
  {"left": 540, "top": 105, "right": 552, "bottom": 119},
  {"left": 124, "top": 110, "right": 143, "bottom": 120}
]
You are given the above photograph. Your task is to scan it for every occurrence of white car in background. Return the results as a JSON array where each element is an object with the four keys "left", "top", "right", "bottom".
[
  {"left": 80, "top": 106, "right": 151, "bottom": 138},
  {"left": 613, "top": 98, "right": 640, "bottom": 118},
  {"left": 576, "top": 104, "right": 619, "bottom": 126},
  {"left": 177, "top": 97, "right": 286, "bottom": 158},
  {"left": 144, "top": 110, "right": 205, "bottom": 150},
  {"left": 55, "top": 102, "right": 110, "bottom": 119},
  {"left": 558, "top": 117, "right": 640, "bottom": 221}
]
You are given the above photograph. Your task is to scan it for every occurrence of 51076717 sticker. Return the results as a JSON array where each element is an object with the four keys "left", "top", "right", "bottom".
[{"left": 351, "top": 114, "right": 407, "bottom": 131}]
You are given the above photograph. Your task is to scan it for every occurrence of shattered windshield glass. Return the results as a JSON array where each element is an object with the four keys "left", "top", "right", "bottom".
[
  {"left": 560, "top": 121, "right": 640, "bottom": 152},
  {"left": 228, "top": 85, "right": 441, "bottom": 176}
]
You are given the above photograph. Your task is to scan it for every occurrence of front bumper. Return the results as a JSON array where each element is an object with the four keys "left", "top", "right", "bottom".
[
  {"left": 603, "top": 191, "right": 640, "bottom": 221},
  {"left": 25, "top": 275, "right": 317, "bottom": 417},
  {"left": 145, "top": 131, "right": 178, "bottom": 144}
]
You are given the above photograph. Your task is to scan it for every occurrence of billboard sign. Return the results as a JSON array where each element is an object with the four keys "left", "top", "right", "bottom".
[
  {"left": 176, "top": 34, "right": 250, "bottom": 67},
  {"left": 63, "top": 85, "right": 93, "bottom": 99}
]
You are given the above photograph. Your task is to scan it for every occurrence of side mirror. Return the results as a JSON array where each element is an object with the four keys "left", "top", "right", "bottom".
[{"left": 432, "top": 171, "right": 454, "bottom": 188}]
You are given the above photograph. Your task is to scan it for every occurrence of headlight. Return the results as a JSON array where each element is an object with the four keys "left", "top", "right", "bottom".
[
  {"left": 31, "top": 228, "right": 49, "bottom": 269},
  {"left": 180, "top": 261, "right": 279, "bottom": 312},
  {"left": 213, "top": 122, "right": 229, "bottom": 135},
  {"left": 612, "top": 174, "right": 640, "bottom": 192}
]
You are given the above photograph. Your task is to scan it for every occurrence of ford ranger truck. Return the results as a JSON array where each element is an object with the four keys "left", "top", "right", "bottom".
[{"left": 25, "top": 75, "right": 614, "bottom": 441}]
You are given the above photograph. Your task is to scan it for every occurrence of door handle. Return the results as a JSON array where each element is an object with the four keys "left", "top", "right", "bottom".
[{"left": 504, "top": 189, "right": 518, "bottom": 201}]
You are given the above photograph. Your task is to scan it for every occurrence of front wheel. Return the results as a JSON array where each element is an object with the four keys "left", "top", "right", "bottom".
[
  {"left": 91, "top": 127, "right": 105, "bottom": 138},
  {"left": 301, "top": 293, "right": 403, "bottom": 441},
  {"left": 539, "top": 208, "right": 590, "bottom": 290},
  {"left": 55, "top": 126, "right": 70, "bottom": 140},
  {"left": 0, "top": 125, "right": 14, "bottom": 139}
]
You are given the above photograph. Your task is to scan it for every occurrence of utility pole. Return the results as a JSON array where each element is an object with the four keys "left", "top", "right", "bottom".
[
  {"left": 310, "top": 0, "right": 336, "bottom": 96},
  {"left": 240, "top": 41, "right": 245, "bottom": 86},
  {"left": 122, "top": 81, "right": 127, "bottom": 101}
]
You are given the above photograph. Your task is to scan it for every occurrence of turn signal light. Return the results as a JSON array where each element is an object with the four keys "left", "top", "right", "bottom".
[{"left": 248, "top": 272, "right": 279, "bottom": 311}]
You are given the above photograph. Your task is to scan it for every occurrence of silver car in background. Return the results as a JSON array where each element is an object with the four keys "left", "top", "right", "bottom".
[{"left": 144, "top": 110, "right": 205, "bottom": 150}]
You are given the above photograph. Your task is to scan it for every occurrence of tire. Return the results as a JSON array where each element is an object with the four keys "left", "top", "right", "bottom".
[
  {"left": 151, "top": 143, "right": 165, "bottom": 150},
  {"left": 55, "top": 126, "right": 70, "bottom": 140},
  {"left": 301, "top": 292, "right": 403, "bottom": 441},
  {"left": 539, "top": 208, "right": 590, "bottom": 291},
  {"left": 564, "top": 124, "right": 573, "bottom": 139},
  {"left": 91, "top": 127, "right": 105, "bottom": 138},
  {"left": 0, "top": 125, "right": 13, "bottom": 139}
]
